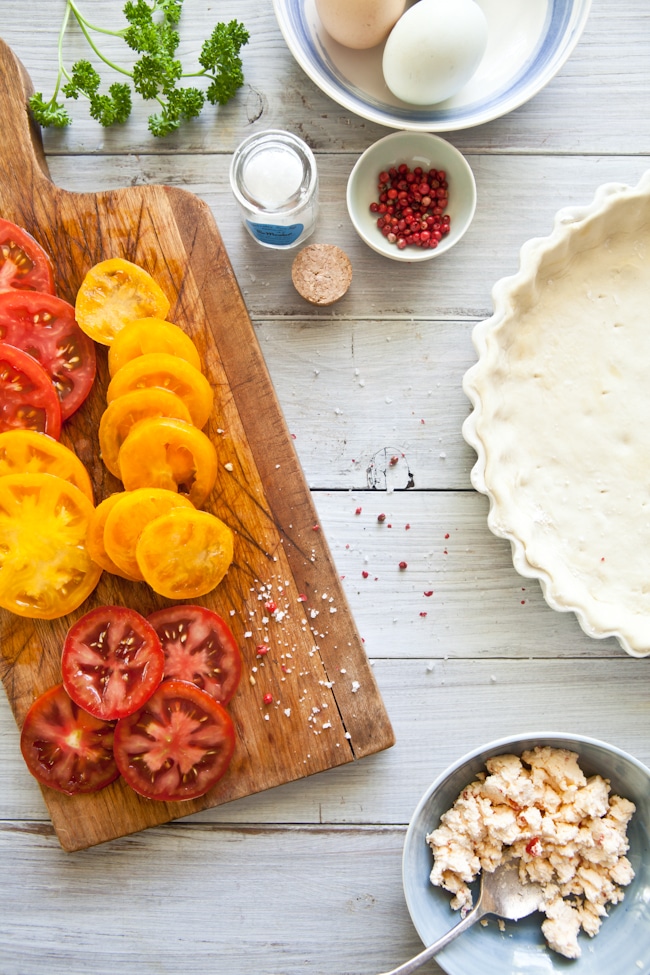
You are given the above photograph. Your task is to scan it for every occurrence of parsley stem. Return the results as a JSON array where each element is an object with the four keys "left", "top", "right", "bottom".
[
  {"left": 66, "top": 0, "right": 133, "bottom": 79},
  {"left": 52, "top": 1, "right": 75, "bottom": 101}
]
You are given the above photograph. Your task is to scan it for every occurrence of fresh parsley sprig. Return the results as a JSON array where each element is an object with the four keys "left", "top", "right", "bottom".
[{"left": 29, "top": 0, "right": 249, "bottom": 137}]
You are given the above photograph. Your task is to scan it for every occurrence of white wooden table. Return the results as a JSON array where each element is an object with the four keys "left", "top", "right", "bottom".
[{"left": 1, "top": 2, "right": 649, "bottom": 973}]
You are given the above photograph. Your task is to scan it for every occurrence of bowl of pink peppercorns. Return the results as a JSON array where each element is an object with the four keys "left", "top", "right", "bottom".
[{"left": 346, "top": 131, "right": 477, "bottom": 262}]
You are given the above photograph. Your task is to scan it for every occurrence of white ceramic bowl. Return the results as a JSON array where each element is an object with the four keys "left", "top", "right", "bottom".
[
  {"left": 272, "top": 0, "right": 593, "bottom": 132},
  {"left": 403, "top": 733, "right": 650, "bottom": 975},
  {"left": 462, "top": 171, "right": 650, "bottom": 657},
  {"left": 346, "top": 132, "right": 476, "bottom": 262}
]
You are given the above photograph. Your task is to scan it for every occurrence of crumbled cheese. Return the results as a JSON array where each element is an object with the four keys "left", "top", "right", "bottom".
[{"left": 427, "top": 746, "right": 636, "bottom": 960}]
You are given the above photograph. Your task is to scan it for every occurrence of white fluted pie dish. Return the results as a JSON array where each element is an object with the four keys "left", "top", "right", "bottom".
[{"left": 462, "top": 171, "right": 650, "bottom": 657}]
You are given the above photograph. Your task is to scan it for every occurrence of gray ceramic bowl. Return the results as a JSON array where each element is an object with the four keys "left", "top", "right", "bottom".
[
  {"left": 346, "top": 132, "right": 476, "bottom": 263},
  {"left": 402, "top": 733, "right": 650, "bottom": 975}
]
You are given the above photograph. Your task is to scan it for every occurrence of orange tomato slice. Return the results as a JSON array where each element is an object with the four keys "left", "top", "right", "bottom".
[
  {"left": 118, "top": 415, "right": 218, "bottom": 507},
  {"left": 86, "top": 493, "right": 141, "bottom": 580},
  {"left": 98, "top": 387, "right": 193, "bottom": 479},
  {"left": 75, "top": 258, "right": 170, "bottom": 346},
  {"left": 0, "top": 429, "right": 93, "bottom": 500},
  {"left": 0, "top": 472, "right": 101, "bottom": 618},
  {"left": 135, "top": 507, "right": 234, "bottom": 600},
  {"left": 105, "top": 352, "right": 214, "bottom": 429},
  {"left": 107, "top": 317, "right": 202, "bottom": 378},
  {"left": 102, "top": 487, "right": 194, "bottom": 581}
]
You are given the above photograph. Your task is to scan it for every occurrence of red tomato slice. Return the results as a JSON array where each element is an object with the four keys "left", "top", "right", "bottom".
[
  {"left": 0, "top": 341, "right": 61, "bottom": 438},
  {"left": 147, "top": 605, "right": 242, "bottom": 705},
  {"left": 113, "top": 679, "right": 236, "bottom": 801},
  {"left": 20, "top": 683, "right": 119, "bottom": 796},
  {"left": 0, "top": 219, "right": 55, "bottom": 294},
  {"left": 0, "top": 291, "right": 96, "bottom": 420},
  {"left": 62, "top": 605, "right": 165, "bottom": 720}
]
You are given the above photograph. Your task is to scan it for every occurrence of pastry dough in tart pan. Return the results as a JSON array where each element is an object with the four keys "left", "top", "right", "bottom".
[{"left": 463, "top": 170, "right": 650, "bottom": 657}]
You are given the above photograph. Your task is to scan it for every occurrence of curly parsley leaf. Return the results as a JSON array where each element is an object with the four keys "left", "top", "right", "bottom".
[
  {"left": 28, "top": 93, "right": 72, "bottom": 129},
  {"left": 28, "top": 0, "right": 249, "bottom": 136}
]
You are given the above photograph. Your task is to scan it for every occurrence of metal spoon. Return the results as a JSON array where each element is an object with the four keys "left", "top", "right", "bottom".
[{"left": 377, "top": 861, "right": 544, "bottom": 975}]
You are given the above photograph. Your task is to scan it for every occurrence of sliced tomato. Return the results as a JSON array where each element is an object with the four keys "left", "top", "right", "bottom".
[
  {"left": 0, "top": 472, "right": 102, "bottom": 619},
  {"left": 99, "top": 387, "right": 193, "bottom": 479},
  {"left": 118, "top": 415, "right": 218, "bottom": 507},
  {"left": 0, "top": 219, "right": 55, "bottom": 294},
  {"left": 0, "top": 341, "right": 61, "bottom": 439},
  {"left": 86, "top": 493, "right": 141, "bottom": 580},
  {"left": 62, "top": 605, "right": 165, "bottom": 721},
  {"left": 113, "top": 679, "right": 235, "bottom": 801},
  {"left": 20, "top": 683, "right": 118, "bottom": 796},
  {"left": 147, "top": 605, "right": 242, "bottom": 705},
  {"left": 0, "top": 429, "right": 93, "bottom": 499},
  {"left": 106, "top": 352, "right": 214, "bottom": 429},
  {"left": 0, "top": 290, "right": 96, "bottom": 420},
  {"left": 75, "top": 258, "right": 170, "bottom": 346},
  {"left": 102, "top": 486, "right": 194, "bottom": 581},
  {"left": 135, "top": 507, "right": 234, "bottom": 600},
  {"left": 108, "top": 317, "right": 202, "bottom": 378}
]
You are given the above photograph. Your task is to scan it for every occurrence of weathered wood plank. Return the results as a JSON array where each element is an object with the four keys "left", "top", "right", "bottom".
[
  {"left": 4, "top": 657, "right": 648, "bottom": 823},
  {"left": 0, "top": 0, "right": 648, "bottom": 155},
  {"left": 40, "top": 153, "right": 650, "bottom": 321}
]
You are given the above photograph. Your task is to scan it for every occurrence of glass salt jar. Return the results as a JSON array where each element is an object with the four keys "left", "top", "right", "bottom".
[{"left": 229, "top": 130, "right": 319, "bottom": 249}]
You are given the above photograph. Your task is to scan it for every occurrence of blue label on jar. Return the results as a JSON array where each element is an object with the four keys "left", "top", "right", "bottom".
[{"left": 247, "top": 220, "right": 305, "bottom": 246}]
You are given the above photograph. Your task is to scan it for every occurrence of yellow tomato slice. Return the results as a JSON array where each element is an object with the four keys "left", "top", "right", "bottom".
[
  {"left": 86, "top": 493, "right": 140, "bottom": 580},
  {"left": 107, "top": 318, "right": 202, "bottom": 378},
  {"left": 103, "top": 487, "right": 194, "bottom": 581},
  {"left": 118, "top": 415, "right": 218, "bottom": 507},
  {"left": 135, "top": 507, "right": 234, "bottom": 600},
  {"left": 0, "top": 429, "right": 93, "bottom": 500},
  {"left": 99, "top": 387, "right": 193, "bottom": 479},
  {"left": 0, "top": 472, "right": 102, "bottom": 619},
  {"left": 75, "top": 258, "right": 171, "bottom": 346},
  {"left": 106, "top": 352, "right": 213, "bottom": 429}
]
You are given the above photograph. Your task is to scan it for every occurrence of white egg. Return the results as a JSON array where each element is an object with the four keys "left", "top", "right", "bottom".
[{"left": 382, "top": 0, "right": 488, "bottom": 105}]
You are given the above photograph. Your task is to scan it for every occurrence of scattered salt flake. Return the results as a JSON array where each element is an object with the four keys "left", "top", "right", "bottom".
[
  {"left": 439, "top": 451, "right": 447, "bottom": 459},
  {"left": 264, "top": 713, "right": 270, "bottom": 721},
  {"left": 426, "top": 662, "right": 435, "bottom": 672},
  {"left": 284, "top": 708, "right": 291, "bottom": 717},
  {"left": 224, "top": 462, "right": 234, "bottom": 472},
  {"left": 244, "top": 631, "right": 252, "bottom": 638},
  {"left": 329, "top": 607, "right": 337, "bottom": 614},
  {"left": 344, "top": 732, "right": 351, "bottom": 740},
  {"left": 351, "top": 680, "right": 360, "bottom": 693},
  {"left": 229, "top": 609, "right": 236, "bottom": 616},
  {"left": 322, "top": 721, "right": 332, "bottom": 729}
]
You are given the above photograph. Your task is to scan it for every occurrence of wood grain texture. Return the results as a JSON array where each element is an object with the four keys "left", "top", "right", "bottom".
[{"left": 0, "top": 37, "right": 394, "bottom": 852}]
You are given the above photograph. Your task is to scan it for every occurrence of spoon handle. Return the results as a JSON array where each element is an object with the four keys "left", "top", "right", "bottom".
[{"left": 375, "top": 903, "right": 484, "bottom": 975}]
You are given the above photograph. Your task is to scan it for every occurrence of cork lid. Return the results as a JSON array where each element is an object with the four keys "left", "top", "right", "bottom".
[{"left": 291, "top": 244, "right": 352, "bottom": 306}]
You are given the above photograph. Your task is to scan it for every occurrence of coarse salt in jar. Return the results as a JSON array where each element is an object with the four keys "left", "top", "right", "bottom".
[{"left": 229, "top": 130, "right": 319, "bottom": 249}]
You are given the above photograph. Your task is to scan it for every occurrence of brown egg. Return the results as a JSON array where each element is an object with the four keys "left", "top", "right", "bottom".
[{"left": 315, "top": 0, "right": 407, "bottom": 50}]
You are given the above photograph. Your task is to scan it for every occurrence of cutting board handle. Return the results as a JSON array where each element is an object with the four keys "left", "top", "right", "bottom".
[{"left": 0, "top": 37, "right": 52, "bottom": 200}]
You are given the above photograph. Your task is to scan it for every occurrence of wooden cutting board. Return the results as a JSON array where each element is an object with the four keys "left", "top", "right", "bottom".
[{"left": 0, "top": 38, "right": 394, "bottom": 851}]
